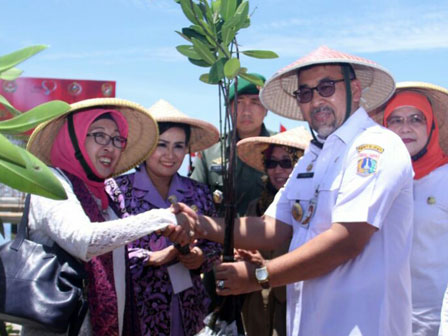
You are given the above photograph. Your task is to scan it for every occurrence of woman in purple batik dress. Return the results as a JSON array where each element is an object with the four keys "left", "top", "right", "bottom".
[{"left": 116, "top": 100, "right": 222, "bottom": 336}]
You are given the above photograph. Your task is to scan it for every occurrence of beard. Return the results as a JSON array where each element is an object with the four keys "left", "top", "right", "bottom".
[{"left": 310, "top": 105, "right": 337, "bottom": 139}]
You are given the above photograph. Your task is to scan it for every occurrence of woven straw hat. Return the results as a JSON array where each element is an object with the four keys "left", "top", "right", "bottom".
[
  {"left": 27, "top": 97, "right": 159, "bottom": 176},
  {"left": 370, "top": 81, "right": 448, "bottom": 155},
  {"left": 260, "top": 45, "right": 395, "bottom": 121},
  {"left": 237, "top": 126, "right": 312, "bottom": 172},
  {"left": 147, "top": 99, "right": 219, "bottom": 152}
]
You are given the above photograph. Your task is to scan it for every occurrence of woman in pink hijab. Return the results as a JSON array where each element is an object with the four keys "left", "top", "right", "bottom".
[{"left": 24, "top": 98, "right": 193, "bottom": 336}]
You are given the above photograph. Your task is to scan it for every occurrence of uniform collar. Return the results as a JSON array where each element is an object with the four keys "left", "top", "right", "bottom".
[
  {"left": 133, "top": 164, "right": 185, "bottom": 208},
  {"left": 328, "top": 107, "right": 371, "bottom": 145}
]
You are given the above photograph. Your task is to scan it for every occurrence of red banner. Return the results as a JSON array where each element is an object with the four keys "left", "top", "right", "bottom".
[{"left": 0, "top": 77, "right": 116, "bottom": 128}]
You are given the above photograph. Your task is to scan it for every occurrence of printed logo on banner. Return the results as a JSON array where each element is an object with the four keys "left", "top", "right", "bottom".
[{"left": 41, "top": 80, "right": 58, "bottom": 95}]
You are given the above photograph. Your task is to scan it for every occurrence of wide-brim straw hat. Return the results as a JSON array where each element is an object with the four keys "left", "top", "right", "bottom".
[
  {"left": 148, "top": 99, "right": 219, "bottom": 152},
  {"left": 237, "top": 126, "right": 312, "bottom": 172},
  {"left": 370, "top": 81, "right": 448, "bottom": 155},
  {"left": 27, "top": 97, "right": 159, "bottom": 176},
  {"left": 260, "top": 45, "right": 395, "bottom": 121}
]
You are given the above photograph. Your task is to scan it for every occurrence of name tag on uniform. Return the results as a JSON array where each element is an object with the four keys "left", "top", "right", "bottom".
[
  {"left": 296, "top": 172, "right": 314, "bottom": 179},
  {"left": 210, "top": 164, "right": 223, "bottom": 173}
]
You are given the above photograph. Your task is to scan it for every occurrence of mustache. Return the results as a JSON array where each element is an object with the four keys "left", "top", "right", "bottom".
[{"left": 311, "top": 105, "right": 334, "bottom": 116}]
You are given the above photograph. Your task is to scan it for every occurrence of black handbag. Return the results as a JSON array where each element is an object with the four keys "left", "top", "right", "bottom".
[{"left": 0, "top": 194, "right": 88, "bottom": 335}]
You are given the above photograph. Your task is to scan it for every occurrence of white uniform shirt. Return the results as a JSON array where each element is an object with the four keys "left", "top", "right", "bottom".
[
  {"left": 411, "top": 164, "right": 448, "bottom": 336},
  {"left": 265, "top": 107, "right": 414, "bottom": 336}
]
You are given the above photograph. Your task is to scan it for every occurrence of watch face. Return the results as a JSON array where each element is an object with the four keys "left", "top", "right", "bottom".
[{"left": 255, "top": 267, "right": 268, "bottom": 282}]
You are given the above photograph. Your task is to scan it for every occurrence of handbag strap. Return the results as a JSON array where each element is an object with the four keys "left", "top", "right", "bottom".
[{"left": 10, "top": 194, "right": 31, "bottom": 251}]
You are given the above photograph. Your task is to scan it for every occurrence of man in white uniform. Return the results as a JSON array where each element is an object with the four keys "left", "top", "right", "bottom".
[{"left": 181, "top": 46, "right": 414, "bottom": 336}]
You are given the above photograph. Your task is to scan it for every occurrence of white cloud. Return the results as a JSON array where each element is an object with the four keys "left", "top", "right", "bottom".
[
  {"left": 40, "top": 46, "right": 184, "bottom": 64},
  {"left": 246, "top": 4, "right": 448, "bottom": 55}
]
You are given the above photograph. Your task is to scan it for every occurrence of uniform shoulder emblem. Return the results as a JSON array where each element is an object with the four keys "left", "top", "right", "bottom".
[{"left": 356, "top": 144, "right": 383, "bottom": 176}]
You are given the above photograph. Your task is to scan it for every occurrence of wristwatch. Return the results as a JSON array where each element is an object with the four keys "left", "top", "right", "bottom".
[{"left": 255, "top": 265, "right": 270, "bottom": 289}]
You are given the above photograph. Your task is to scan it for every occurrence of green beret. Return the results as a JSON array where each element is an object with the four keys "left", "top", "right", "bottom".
[{"left": 229, "top": 73, "right": 266, "bottom": 101}]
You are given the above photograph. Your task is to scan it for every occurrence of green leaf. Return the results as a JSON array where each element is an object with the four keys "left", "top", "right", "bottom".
[
  {"left": 179, "top": 0, "right": 199, "bottom": 24},
  {"left": 181, "top": 27, "right": 209, "bottom": 45},
  {"left": 233, "top": 0, "right": 249, "bottom": 30},
  {"left": 0, "top": 45, "right": 47, "bottom": 73},
  {"left": 0, "top": 94, "right": 21, "bottom": 116},
  {"left": 240, "top": 16, "right": 250, "bottom": 29},
  {"left": 188, "top": 57, "right": 211, "bottom": 67},
  {"left": 241, "top": 49, "right": 279, "bottom": 59},
  {"left": 224, "top": 57, "right": 240, "bottom": 79},
  {"left": 220, "top": 0, "right": 237, "bottom": 21},
  {"left": 209, "top": 58, "right": 226, "bottom": 83},
  {"left": 199, "top": 73, "right": 210, "bottom": 83},
  {"left": 189, "top": 25, "right": 216, "bottom": 46},
  {"left": 0, "top": 132, "right": 26, "bottom": 168},
  {"left": 221, "top": 24, "right": 236, "bottom": 46},
  {"left": 191, "top": 37, "right": 216, "bottom": 65},
  {"left": 198, "top": 1, "right": 213, "bottom": 24},
  {"left": 0, "top": 144, "right": 67, "bottom": 200},
  {"left": 0, "top": 100, "right": 70, "bottom": 134},
  {"left": 211, "top": 0, "right": 221, "bottom": 14},
  {"left": 176, "top": 45, "right": 202, "bottom": 60},
  {"left": 0, "top": 67, "right": 23, "bottom": 81},
  {"left": 240, "top": 72, "right": 265, "bottom": 88},
  {"left": 175, "top": 30, "right": 192, "bottom": 42}
]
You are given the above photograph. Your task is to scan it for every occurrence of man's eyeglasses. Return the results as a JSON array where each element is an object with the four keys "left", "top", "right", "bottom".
[
  {"left": 87, "top": 132, "right": 127, "bottom": 149},
  {"left": 386, "top": 114, "right": 427, "bottom": 129},
  {"left": 264, "top": 158, "right": 293, "bottom": 169},
  {"left": 293, "top": 78, "right": 345, "bottom": 104}
]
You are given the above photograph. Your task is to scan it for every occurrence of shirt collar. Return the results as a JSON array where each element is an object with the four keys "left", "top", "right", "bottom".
[
  {"left": 329, "top": 107, "right": 371, "bottom": 145},
  {"left": 133, "top": 165, "right": 185, "bottom": 208}
]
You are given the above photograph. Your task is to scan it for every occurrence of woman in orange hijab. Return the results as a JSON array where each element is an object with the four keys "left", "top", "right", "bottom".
[{"left": 383, "top": 82, "right": 448, "bottom": 336}]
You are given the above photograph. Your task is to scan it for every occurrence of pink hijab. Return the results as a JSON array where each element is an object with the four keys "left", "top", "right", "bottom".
[{"left": 50, "top": 109, "right": 128, "bottom": 209}]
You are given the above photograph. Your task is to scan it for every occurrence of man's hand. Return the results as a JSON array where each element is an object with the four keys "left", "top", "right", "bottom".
[
  {"left": 214, "top": 260, "right": 260, "bottom": 295},
  {"left": 178, "top": 246, "right": 205, "bottom": 270},
  {"left": 235, "top": 249, "right": 265, "bottom": 266}
]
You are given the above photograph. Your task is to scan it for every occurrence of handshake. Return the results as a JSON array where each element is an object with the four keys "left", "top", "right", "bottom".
[{"left": 161, "top": 202, "right": 205, "bottom": 247}]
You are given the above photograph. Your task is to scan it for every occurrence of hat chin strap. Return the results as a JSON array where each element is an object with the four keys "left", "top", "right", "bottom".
[
  {"left": 67, "top": 113, "right": 103, "bottom": 182},
  {"left": 411, "top": 119, "right": 435, "bottom": 161},
  {"left": 341, "top": 64, "right": 353, "bottom": 123}
]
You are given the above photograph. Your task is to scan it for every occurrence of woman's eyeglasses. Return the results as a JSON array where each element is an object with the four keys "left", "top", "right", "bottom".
[
  {"left": 264, "top": 158, "right": 293, "bottom": 169},
  {"left": 293, "top": 79, "right": 345, "bottom": 104},
  {"left": 87, "top": 132, "right": 127, "bottom": 149},
  {"left": 386, "top": 114, "right": 427, "bottom": 129}
]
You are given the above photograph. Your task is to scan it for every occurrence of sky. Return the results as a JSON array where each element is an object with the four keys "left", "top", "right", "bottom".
[{"left": 1, "top": 0, "right": 448, "bottom": 173}]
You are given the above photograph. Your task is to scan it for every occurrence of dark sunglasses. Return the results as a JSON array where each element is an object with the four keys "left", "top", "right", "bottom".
[
  {"left": 293, "top": 78, "right": 345, "bottom": 104},
  {"left": 264, "top": 158, "right": 293, "bottom": 169},
  {"left": 87, "top": 132, "right": 127, "bottom": 149}
]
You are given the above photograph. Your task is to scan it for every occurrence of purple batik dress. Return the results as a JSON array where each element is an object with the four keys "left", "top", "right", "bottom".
[{"left": 116, "top": 166, "right": 222, "bottom": 336}]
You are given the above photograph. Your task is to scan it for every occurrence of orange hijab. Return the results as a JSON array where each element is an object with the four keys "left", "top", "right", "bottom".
[{"left": 384, "top": 91, "right": 448, "bottom": 180}]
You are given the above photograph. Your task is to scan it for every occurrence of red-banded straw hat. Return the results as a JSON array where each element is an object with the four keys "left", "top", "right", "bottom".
[
  {"left": 147, "top": 99, "right": 219, "bottom": 153},
  {"left": 237, "top": 127, "right": 312, "bottom": 172},
  {"left": 370, "top": 81, "right": 448, "bottom": 155},
  {"left": 260, "top": 45, "right": 395, "bottom": 121},
  {"left": 27, "top": 97, "right": 159, "bottom": 176}
]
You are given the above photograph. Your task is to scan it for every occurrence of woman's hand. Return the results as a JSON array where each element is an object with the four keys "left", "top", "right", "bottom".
[
  {"left": 146, "top": 246, "right": 178, "bottom": 267},
  {"left": 178, "top": 246, "right": 205, "bottom": 270}
]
